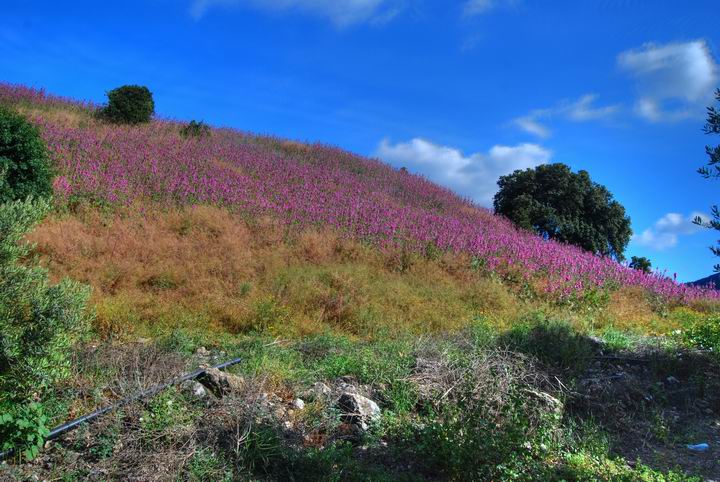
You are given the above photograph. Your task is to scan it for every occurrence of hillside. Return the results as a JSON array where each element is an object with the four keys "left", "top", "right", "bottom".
[
  {"left": 1, "top": 83, "right": 720, "bottom": 481},
  {"left": 1, "top": 83, "right": 716, "bottom": 305},
  {"left": 688, "top": 272, "right": 720, "bottom": 290}
]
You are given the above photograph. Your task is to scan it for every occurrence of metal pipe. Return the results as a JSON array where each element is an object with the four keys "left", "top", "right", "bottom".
[{"left": 0, "top": 357, "right": 242, "bottom": 462}]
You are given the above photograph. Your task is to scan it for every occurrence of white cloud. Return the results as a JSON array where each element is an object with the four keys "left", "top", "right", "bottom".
[
  {"left": 190, "top": 0, "right": 397, "bottom": 26},
  {"left": 463, "top": 0, "right": 518, "bottom": 17},
  {"left": 633, "top": 212, "right": 710, "bottom": 250},
  {"left": 376, "top": 138, "right": 551, "bottom": 207},
  {"left": 513, "top": 94, "right": 620, "bottom": 138},
  {"left": 618, "top": 40, "right": 719, "bottom": 122},
  {"left": 514, "top": 116, "right": 551, "bottom": 139}
]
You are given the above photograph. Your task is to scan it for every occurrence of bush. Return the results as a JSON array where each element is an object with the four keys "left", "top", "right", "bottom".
[
  {"left": 0, "top": 107, "right": 53, "bottom": 203},
  {"left": 681, "top": 315, "right": 720, "bottom": 352},
  {"left": 102, "top": 85, "right": 154, "bottom": 124},
  {"left": 180, "top": 120, "right": 211, "bottom": 138},
  {"left": 0, "top": 198, "right": 91, "bottom": 402}
]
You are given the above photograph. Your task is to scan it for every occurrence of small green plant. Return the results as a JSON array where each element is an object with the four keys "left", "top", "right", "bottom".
[
  {"left": 0, "top": 107, "right": 53, "bottom": 203},
  {"left": 0, "top": 402, "right": 50, "bottom": 461},
  {"left": 251, "top": 297, "right": 289, "bottom": 333},
  {"left": 102, "top": 85, "right": 154, "bottom": 124},
  {"left": 238, "top": 281, "right": 252, "bottom": 297},
  {"left": 236, "top": 424, "right": 283, "bottom": 473},
  {"left": 187, "top": 447, "right": 232, "bottom": 481},
  {"left": 180, "top": 120, "right": 211, "bottom": 138},
  {"left": 140, "top": 389, "right": 195, "bottom": 444}
]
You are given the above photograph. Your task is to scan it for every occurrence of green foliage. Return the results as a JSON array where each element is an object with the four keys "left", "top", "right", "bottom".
[
  {"left": 102, "top": 85, "right": 154, "bottom": 124},
  {"left": 388, "top": 376, "right": 561, "bottom": 480},
  {"left": 630, "top": 255, "right": 653, "bottom": 274},
  {"left": 0, "top": 401, "right": 50, "bottom": 461},
  {"left": 0, "top": 198, "right": 91, "bottom": 401},
  {"left": 680, "top": 315, "right": 720, "bottom": 352},
  {"left": 235, "top": 424, "right": 283, "bottom": 473},
  {"left": 0, "top": 107, "right": 53, "bottom": 203},
  {"left": 140, "top": 389, "right": 195, "bottom": 439},
  {"left": 187, "top": 447, "right": 232, "bottom": 481},
  {"left": 494, "top": 163, "right": 632, "bottom": 261},
  {"left": 180, "top": 120, "right": 211, "bottom": 138},
  {"left": 695, "top": 88, "right": 720, "bottom": 271},
  {"left": 250, "top": 296, "right": 289, "bottom": 332}
]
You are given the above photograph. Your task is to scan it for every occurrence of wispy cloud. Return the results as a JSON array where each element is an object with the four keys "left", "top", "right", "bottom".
[
  {"left": 376, "top": 138, "right": 551, "bottom": 207},
  {"left": 190, "top": 0, "right": 401, "bottom": 26},
  {"left": 633, "top": 212, "right": 710, "bottom": 250},
  {"left": 513, "top": 94, "right": 620, "bottom": 138},
  {"left": 618, "top": 40, "right": 719, "bottom": 122},
  {"left": 463, "top": 0, "right": 519, "bottom": 17}
]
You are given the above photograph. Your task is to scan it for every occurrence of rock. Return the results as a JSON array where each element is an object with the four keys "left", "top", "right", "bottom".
[
  {"left": 524, "top": 389, "right": 563, "bottom": 415},
  {"left": 191, "top": 382, "right": 207, "bottom": 398},
  {"left": 666, "top": 376, "right": 680, "bottom": 385},
  {"left": 293, "top": 398, "right": 306, "bottom": 410},
  {"left": 182, "top": 380, "right": 208, "bottom": 399},
  {"left": 314, "top": 382, "right": 332, "bottom": 397},
  {"left": 197, "top": 368, "right": 245, "bottom": 398},
  {"left": 337, "top": 392, "right": 381, "bottom": 431},
  {"left": 300, "top": 382, "right": 332, "bottom": 400},
  {"left": 195, "top": 346, "right": 210, "bottom": 357}
]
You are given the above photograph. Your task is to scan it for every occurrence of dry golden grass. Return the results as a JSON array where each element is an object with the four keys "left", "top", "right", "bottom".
[
  {"left": 28, "top": 205, "right": 522, "bottom": 339},
  {"left": 599, "top": 287, "right": 658, "bottom": 332},
  {"left": 28, "top": 204, "right": 688, "bottom": 340}
]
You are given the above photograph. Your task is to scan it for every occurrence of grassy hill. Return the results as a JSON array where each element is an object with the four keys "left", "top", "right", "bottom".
[{"left": 1, "top": 83, "right": 719, "bottom": 481}]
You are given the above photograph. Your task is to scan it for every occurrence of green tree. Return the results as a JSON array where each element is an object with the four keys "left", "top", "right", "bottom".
[
  {"left": 0, "top": 198, "right": 90, "bottom": 460},
  {"left": 0, "top": 107, "right": 53, "bottom": 204},
  {"left": 102, "top": 85, "right": 155, "bottom": 124},
  {"left": 494, "top": 163, "right": 632, "bottom": 261},
  {"left": 180, "top": 120, "right": 211, "bottom": 138},
  {"left": 0, "top": 198, "right": 91, "bottom": 401},
  {"left": 629, "top": 256, "right": 652, "bottom": 274},
  {"left": 694, "top": 88, "right": 720, "bottom": 271}
]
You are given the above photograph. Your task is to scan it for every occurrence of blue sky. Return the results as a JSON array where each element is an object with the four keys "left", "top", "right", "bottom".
[{"left": 2, "top": 0, "right": 720, "bottom": 281}]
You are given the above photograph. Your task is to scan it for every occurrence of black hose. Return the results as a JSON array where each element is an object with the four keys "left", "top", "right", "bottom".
[{"left": 0, "top": 356, "right": 242, "bottom": 462}]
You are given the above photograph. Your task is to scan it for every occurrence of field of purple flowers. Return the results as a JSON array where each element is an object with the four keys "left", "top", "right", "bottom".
[{"left": 2, "top": 82, "right": 716, "bottom": 303}]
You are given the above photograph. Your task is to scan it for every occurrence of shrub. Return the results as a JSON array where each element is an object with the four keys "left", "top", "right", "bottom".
[
  {"left": 102, "top": 85, "right": 154, "bottom": 124},
  {"left": 681, "top": 315, "right": 720, "bottom": 352},
  {"left": 398, "top": 349, "right": 563, "bottom": 480},
  {"left": 0, "top": 198, "right": 91, "bottom": 402},
  {"left": 180, "top": 120, "right": 211, "bottom": 138},
  {"left": 0, "top": 107, "right": 53, "bottom": 203}
]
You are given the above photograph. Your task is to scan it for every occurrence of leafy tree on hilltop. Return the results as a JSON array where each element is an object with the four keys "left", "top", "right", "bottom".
[
  {"left": 102, "top": 85, "right": 154, "bottom": 124},
  {"left": 694, "top": 88, "right": 720, "bottom": 272},
  {"left": 0, "top": 107, "right": 53, "bottom": 203},
  {"left": 494, "top": 163, "right": 632, "bottom": 261},
  {"left": 629, "top": 256, "right": 652, "bottom": 274}
]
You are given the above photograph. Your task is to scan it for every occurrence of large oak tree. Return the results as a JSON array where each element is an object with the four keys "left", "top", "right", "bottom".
[{"left": 493, "top": 163, "right": 632, "bottom": 261}]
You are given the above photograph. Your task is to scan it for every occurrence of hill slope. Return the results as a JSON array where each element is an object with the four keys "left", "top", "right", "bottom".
[
  {"left": 688, "top": 272, "right": 720, "bottom": 289},
  {"left": 1, "top": 82, "right": 716, "bottom": 305},
  {"left": 2, "top": 82, "right": 720, "bottom": 481}
]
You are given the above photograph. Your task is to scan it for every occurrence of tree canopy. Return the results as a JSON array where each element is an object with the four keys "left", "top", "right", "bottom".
[
  {"left": 629, "top": 256, "right": 652, "bottom": 274},
  {"left": 493, "top": 163, "right": 632, "bottom": 261},
  {"left": 0, "top": 107, "right": 53, "bottom": 203},
  {"left": 694, "top": 88, "right": 720, "bottom": 272}
]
